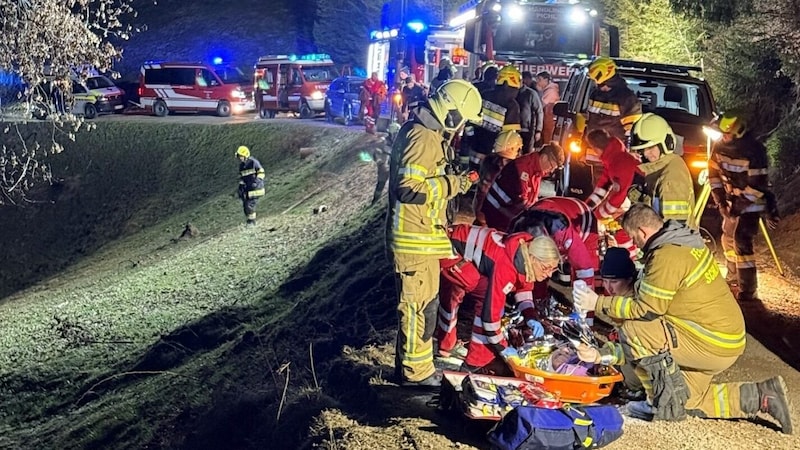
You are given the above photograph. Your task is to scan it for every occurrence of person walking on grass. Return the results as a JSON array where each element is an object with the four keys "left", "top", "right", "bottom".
[{"left": 236, "top": 145, "right": 265, "bottom": 226}]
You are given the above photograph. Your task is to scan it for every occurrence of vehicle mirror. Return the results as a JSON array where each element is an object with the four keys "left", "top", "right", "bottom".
[{"left": 553, "top": 101, "right": 571, "bottom": 118}]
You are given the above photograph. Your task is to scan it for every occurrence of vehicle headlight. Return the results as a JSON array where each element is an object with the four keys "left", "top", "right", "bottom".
[
  {"left": 232, "top": 89, "right": 246, "bottom": 99},
  {"left": 310, "top": 90, "right": 324, "bottom": 100}
]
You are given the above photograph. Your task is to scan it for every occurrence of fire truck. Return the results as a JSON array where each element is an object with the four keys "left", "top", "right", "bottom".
[
  {"left": 253, "top": 53, "right": 339, "bottom": 119},
  {"left": 455, "top": 0, "right": 619, "bottom": 82}
]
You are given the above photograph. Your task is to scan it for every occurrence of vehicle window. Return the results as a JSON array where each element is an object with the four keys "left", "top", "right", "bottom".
[
  {"left": 85, "top": 76, "right": 114, "bottom": 90},
  {"left": 71, "top": 81, "right": 87, "bottom": 94},
  {"left": 329, "top": 80, "right": 342, "bottom": 91},
  {"left": 624, "top": 77, "right": 712, "bottom": 122},
  {"left": 302, "top": 67, "right": 338, "bottom": 82},
  {"left": 145, "top": 67, "right": 196, "bottom": 86},
  {"left": 349, "top": 81, "right": 364, "bottom": 93},
  {"left": 291, "top": 68, "right": 303, "bottom": 86},
  {"left": 214, "top": 66, "right": 250, "bottom": 84},
  {"left": 198, "top": 69, "right": 220, "bottom": 87}
]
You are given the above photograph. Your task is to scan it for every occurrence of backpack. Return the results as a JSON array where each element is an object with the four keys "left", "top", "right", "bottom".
[{"left": 487, "top": 404, "right": 624, "bottom": 450}]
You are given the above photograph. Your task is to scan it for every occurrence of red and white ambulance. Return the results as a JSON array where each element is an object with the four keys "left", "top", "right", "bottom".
[
  {"left": 253, "top": 54, "right": 338, "bottom": 119},
  {"left": 138, "top": 61, "right": 254, "bottom": 117}
]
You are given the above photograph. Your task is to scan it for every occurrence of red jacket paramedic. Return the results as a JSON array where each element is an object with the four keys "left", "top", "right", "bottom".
[
  {"left": 436, "top": 225, "right": 559, "bottom": 372},
  {"left": 584, "top": 129, "right": 643, "bottom": 219},
  {"left": 481, "top": 143, "right": 565, "bottom": 232}
]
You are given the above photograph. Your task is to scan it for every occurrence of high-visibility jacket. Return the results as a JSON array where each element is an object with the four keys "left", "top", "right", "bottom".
[
  {"left": 531, "top": 197, "right": 598, "bottom": 287},
  {"left": 473, "top": 154, "right": 513, "bottom": 226},
  {"left": 638, "top": 153, "right": 695, "bottom": 222},
  {"left": 386, "top": 107, "right": 464, "bottom": 257},
  {"left": 239, "top": 157, "right": 265, "bottom": 198},
  {"left": 468, "top": 85, "right": 521, "bottom": 167},
  {"left": 595, "top": 220, "right": 746, "bottom": 356},
  {"left": 482, "top": 152, "right": 547, "bottom": 232},
  {"left": 586, "top": 137, "right": 642, "bottom": 219},
  {"left": 708, "top": 133, "right": 770, "bottom": 215},
  {"left": 585, "top": 75, "right": 642, "bottom": 142},
  {"left": 443, "top": 224, "right": 535, "bottom": 368}
]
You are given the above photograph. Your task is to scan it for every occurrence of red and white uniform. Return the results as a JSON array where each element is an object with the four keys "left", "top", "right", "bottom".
[
  {"left": 531, "top": 197, "right": 599, "bottom": 289},
  {"left": 436, "top": 225, "right": 535, "bottom": 369},
  {"left": 585, "top": 137, "right": 642, "bottom": 219},
  {"left": 481, "top": 153, "right": 547, "bottom": 232}
]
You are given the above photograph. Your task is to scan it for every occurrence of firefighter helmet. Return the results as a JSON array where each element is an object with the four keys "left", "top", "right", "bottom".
[
  {"left": 718, "top": 110, "right": 748, "bottom": 139},
  {"left": 439, "top": 57, "right": 453, "bottom": 70},
  {"left": 588, "top": 57, "right": 617, "bottom": 85},
  {"left": 630, "top": 113, "right": 676, "bottom": 154},
  {"left": 493, "top": 130, "right": 523, "bottom": 159},
  {"left": 428, "top": 79, "right": 482, "bottom": 132},
  {"left": 496, "top": 65, "right": 522, "bottom": 88},
  {"left": 236, "top": 146, "right": 250, "bottom": 158}
]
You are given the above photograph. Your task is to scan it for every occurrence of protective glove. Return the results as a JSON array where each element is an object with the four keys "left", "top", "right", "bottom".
[
  {"left": 576, "top": 343, "right": 601, "bottom": 364},
  {"left": 572, "top": 283, "right": 599, "bottom": 312},
  {"left": 526, "top": 319, "right": 544, "bottom": 339},
  {"left": 500, "top": 347, "right": 519, "bottom": 360},
  {"left": 457, "top": 171, "right": 479, "bottom": 194}
]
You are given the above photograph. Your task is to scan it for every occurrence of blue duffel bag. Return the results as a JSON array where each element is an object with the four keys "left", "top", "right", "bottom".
[{"left": 487, "top": 404, "right": 624, "bottom": 450}]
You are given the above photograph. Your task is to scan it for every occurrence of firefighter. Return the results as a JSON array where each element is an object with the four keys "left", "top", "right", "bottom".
[
  {"left": 430, "top": 58, "right": 456, "bottom": 92},
  {"left": 371, "top": 122, "right": 400, "bottom": 205},
  {"left": 584, "top": 57, "right": 642, "bottom": 155},
  {"left": 360, "top": 72, "right": 387, "bottom": 134},
  {"left": 517, "top": 71, "right": 544, "bottom": 154},
  {"left": 708, "top": 111, "right": 780, "bottom": 302},
  {"left": 585, "top": 128, "right": 643, "bottom": 259},
  {"left": 435, "top": 225, "right": 559, "bottom": 375},
  {"left": 473, "top": 130, "right": 522, "bottom": 226},
  {"left": 386, "top": 79, "right": 482, "bottom": 389},
  {"left": 630, "top": 113, "right": 695, "bottom": 223},
  {"left": 573, "top": 204, "right": 792, "bottom": 434},
  {"left": 235, "top": 146, "right": 265, "bottom": 226},
  {"left": 400, "top": 75, "right": 427, "bottom": 122},
  {"left": 465, "top": 65, "right": 522, "bottom": 170},
  {"left": 480, "top": 142, "right": 565, "bottom": 232},
  {"left": 472, "top": 62, "right": 499, "bottom": 94},
  {"left": 510, "top": 196, "right": 599, "bottom": 308}
]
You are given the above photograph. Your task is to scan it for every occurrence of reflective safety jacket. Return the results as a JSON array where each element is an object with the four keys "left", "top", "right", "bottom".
[
  {"left": 638, "top": 153, "right": 695, "bottom": 222},
  {"left": 708, "top": 133, "right": 770, "bottom": 215},
  {"left": 531, "top": 197, "right": 598, "bottom": 287},
  {"left": 586, "top": 137, "right": 642, "bottom": 219},
  {"left": 595, "top": 220, "right": 746, "bottom": 356},
  {"left": 239, "top": 157, "right": 265, "bottom": 198},
  {"left": 482, "top": 152, "right": 547, "bottom": 232},
  {"left": 386, "top": 107, "right": 464, "bottom": 257},
  {"left": 585, "top": 76, "right": 642, "bottom": 142},
  {"left": 474, "top": 154, "right": 514, "bottom": 226},
  {"left": 447, "top": 224, "right": 536, "bottom": 347},
  {"left": 468, "top": 86, "right": 521, "bottom": 167}
]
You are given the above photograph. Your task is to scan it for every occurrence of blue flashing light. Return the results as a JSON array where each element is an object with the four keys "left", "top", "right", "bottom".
[
  {"left": 407, "top": 20, "right": 426, "bottom": 33},
  {"left": 212, "top": 56, "right": 223, "bottom": 65}
]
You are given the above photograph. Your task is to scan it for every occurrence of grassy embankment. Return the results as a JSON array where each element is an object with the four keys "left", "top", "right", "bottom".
[{"left": 0, "top": 120, "right": 400, "bottom": 449}]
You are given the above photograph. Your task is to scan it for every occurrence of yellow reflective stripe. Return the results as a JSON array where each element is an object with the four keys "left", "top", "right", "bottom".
[
  {"left": 743, "top": 186, "right": 764, "bottom": 199},
  {"left": 667, "top": 316, "right": 746, "bottom": 349},
  {"left": 713, "top": 384, "right": 730, "bottom": 418},
  {"left": 683, "top": 248, "right": 716, "bottom": 287},
  {"left": 583, "top": 437, "right": 593, "bottom": 447},
  {"left": 639, "top": 281, "right": 676, "bottom": 300},
  {"left": 405, "top": 301, "right": 417, "bottom": 358},
  {"left": 748, "top": 168, "right": 768, "bottom": 176},
  {"left": 612, "top": 296, "right": 633, "bottom": 319},
  {"left": 662, "top": 201, "right": 690, "bottom": 213},
  {"left": 240, "top": 169, "right": 256, "bottom": 176},
  {"left": 588, "top": 100, "right": 620, "bottom": 116},
  {"left": 621, "top": 113, "right": 642, "bottom": 126},
  {"left": 247, "top": 189, "right": 265, "bottom": 198},
  {"left": 502, "top": 123, "right": 521, "bottom": 131}
]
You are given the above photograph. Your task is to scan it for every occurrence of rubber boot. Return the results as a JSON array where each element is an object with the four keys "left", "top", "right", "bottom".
[
  {"left": 741, "top": 376, "right": 793, "bottom": 434},
  {"left": 246, "top": 219, "right": 256, "bottom": 227}
]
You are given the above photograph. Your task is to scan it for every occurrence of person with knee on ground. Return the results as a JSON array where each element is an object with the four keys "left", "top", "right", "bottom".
[
  {"left": 473, "top": 130, "right": 523, "bottom": 226},
  {"left": 386, "top": 79, "right": 483, "bottom": 389},
  {"left": 435, "top": 225, "right": 550, "bottom": 367},
  {"left": 236, "top": 145, "right": 265, "bottom": 226},
  {"left": 572, "top": 203, "right": 792, "bottom": 434}
]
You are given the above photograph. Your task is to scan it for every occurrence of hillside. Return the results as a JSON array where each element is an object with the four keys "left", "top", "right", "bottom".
[{"left": 0, "top": 120, "right": 798, "bottom": 449}]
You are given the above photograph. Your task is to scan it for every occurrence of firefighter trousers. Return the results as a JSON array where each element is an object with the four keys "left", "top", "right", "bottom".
[
  {"left": 242, "top": 197, "right": 260, "bottom": 221},
  {"left": 618, "top": 318, "right": 749, "bottom": 418},
  {"left": 393, "top": 255, "right": 440, "bottom": 382},
  {"left": 721, "top": 213, "right": 760, "bottom": 296}
]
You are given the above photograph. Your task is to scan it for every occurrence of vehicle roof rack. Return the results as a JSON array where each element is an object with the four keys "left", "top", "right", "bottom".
[{"left": 612, "top": 59, "right": 703, "bottom": 75}]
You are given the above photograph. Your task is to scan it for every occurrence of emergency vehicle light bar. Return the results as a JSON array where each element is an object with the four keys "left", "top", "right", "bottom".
[{"left": 370, "top": 28, "right": 400, "bottom": 40}]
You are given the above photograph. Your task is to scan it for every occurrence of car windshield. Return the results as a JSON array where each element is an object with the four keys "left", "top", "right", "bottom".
[
  {"left": 85, "top": 76, "right": 115, "bottom": 89},
  {"left": 302, "top": 66, "right": 338, "bottom": 82},
  {"left": 214, "top": 66, "right": 251, "bottom": 84},
  {"left": 623, "top": 76, "right": 714, "bottom": 123}
]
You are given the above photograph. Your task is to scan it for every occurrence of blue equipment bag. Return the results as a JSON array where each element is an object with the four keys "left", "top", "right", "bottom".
[{"left": 487, "top": 404, "right": 624, "bottom": 450}]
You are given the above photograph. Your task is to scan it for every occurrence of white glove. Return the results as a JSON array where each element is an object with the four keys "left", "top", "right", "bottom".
[{"left": 572, "top": 283, "right": 599, "bottom": 312}]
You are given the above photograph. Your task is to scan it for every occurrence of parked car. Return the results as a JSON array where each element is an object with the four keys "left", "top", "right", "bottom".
[
  {"left": 550, "top": 59, "right": 717, "bottom": 201},
  {"left": 324, "top": 76, "right": 365, "bottom": 125}
]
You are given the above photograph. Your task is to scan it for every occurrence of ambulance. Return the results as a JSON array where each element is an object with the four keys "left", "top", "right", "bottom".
[
  {"left": 253, "top": 54, "right": 338, "bottom": 119},
  {"left": 138, "top": 61, "right": 254, "bottom": 117}
]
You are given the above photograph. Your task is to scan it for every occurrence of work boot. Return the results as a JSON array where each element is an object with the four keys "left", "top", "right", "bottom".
[
  {"left": 736, "top": 291, "right": 761, "bottom": 302},
  {"left": 742, "top": 377, "right": 794, "bottom": 434},
  {"left": 246, "top": 219, "right": 256, "bottom": 227},
  {"left": 400, "top": 371, "right": 442, "bottom": 390},
  {"left": 624, "top": 400, "right": 655, "bottom": 421}
]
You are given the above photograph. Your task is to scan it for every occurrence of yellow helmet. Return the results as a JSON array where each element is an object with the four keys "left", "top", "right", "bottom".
[
  {"left": 630, "top": 113, "right": 676, "bottom": 154},
  {"left": 496, "top": 65, "right": 522, "bottom": 88},
  {"left": 236, "top": 145, "right": 250, "bottom": 158},
  {"left": 493, "top": 130, "right": 523, "bottom": 159},
  {"left": 588, "top": 57, "right": 617, "bottom": 85},
  {"left": 718, "top": 110, "right": 747, "bottom": 139},
  {"left": 429, "top": 79, "right": 482, "bottom": 132}
]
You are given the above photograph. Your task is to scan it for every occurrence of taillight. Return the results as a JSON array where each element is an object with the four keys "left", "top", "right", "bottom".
[{"left": 138, "top": 87, "right": 142, "bottom": 96}]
